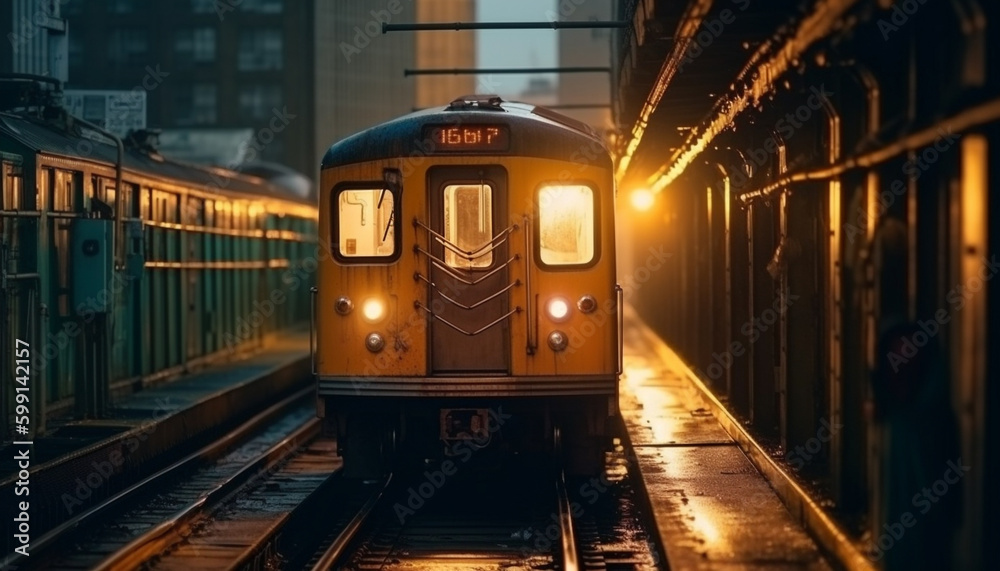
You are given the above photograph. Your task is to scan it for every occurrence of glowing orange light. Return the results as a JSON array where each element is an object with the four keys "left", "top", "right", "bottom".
[{"left": 630, "top": 188, "right": 655, "bottom": 211}]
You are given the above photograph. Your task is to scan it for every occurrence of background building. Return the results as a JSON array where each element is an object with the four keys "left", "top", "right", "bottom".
[
  {"left": 313, "top": 0, "right": 475, "bottom": 162},
  {"left": 414, "top": 0, "right": 476, "bottom": 110},
  {"left": 57, "top": 0, "right": 313, "bottom": 176},
  {"left": 556, "top": 0, "right": 614, "bottom": 132},
  {"left": 3, "top": 0, "right": 476, "bottom": 184},
  {"left": 0, "top": 0, "right": 68, "bottom": 81}
]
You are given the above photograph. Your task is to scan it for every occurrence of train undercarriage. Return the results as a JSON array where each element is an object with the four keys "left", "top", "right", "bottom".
[{"left": 321, "top": 394, "right": 618, "bottom": 478}]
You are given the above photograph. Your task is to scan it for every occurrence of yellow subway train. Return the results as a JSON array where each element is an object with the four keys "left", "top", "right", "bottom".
[{"left": 313, "top": 95, "right": 620, "bottom": 476}]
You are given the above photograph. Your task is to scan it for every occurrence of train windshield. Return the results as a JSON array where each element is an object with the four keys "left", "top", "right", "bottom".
[
  {"left": 537, "top": 184, "right": 595, "bottom": 266},
  {"left": 337, "top": 188, "right": 395, "bottom": 258},
  {"left": 443, "top": 183, "right": 493, "bottom": 269}
]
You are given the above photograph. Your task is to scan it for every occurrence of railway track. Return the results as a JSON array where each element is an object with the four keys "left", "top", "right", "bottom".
[
  {"left": 305, "top": 465, "right": 574, "bottom": 570},
  {"left": 6, "top": 411, "right": 662, "bottom": 570},
  {"left": 300, "top": 436, "right": 663, "bottom": 571},
  {"left": 6, "top": 386, "right": 334, "bottom": 571}
]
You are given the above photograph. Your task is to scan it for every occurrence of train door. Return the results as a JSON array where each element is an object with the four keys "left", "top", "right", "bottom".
[{"left": 426, "top": 165, "right": 512, "bottom": 373}]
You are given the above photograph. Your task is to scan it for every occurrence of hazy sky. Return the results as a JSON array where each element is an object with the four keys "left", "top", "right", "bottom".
[{"left": 476, "top": 0, "right": 557, "bottom": 98}]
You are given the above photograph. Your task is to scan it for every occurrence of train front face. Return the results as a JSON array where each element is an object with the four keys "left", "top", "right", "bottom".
[{"left": 315, "top": 100, "right": 619, "bottom": 476}]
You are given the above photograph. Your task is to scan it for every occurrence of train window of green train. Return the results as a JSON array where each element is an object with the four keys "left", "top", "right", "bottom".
[
  {"left": 443, "top": 183, "right": 493, "bottom": 269},
  {"left": 336, "top": 188, "right": 395, "bottom": 258},
  {"left": 3, "top": 161, "right": 24, "bottom": 209},
  {"left": 537, "top": 184, "right": 595, "bottom": 266}
]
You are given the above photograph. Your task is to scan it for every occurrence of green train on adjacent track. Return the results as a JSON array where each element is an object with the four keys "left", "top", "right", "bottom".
[{"left": 0, "top": 78, "right": 318, "bottom": 434}]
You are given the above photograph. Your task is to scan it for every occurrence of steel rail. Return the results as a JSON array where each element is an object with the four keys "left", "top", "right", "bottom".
[
  {"left": 308, "top": 475, "right": 393, "bottom": 571},
  {"left": 96, "top": 415, "right": 320, "bottom": 570},
  {"left": 553, "top": 427, "right": 580, "bottom": 571},
  {"left": 0, "top": 385, "right": 315, "bottom": 570}
]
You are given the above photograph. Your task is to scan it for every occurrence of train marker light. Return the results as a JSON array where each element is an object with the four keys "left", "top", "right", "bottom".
[
  {"left": 365, "top": 332, "right": 385, "bottom": 352},
  {"left": 362, "top": 298, "right": 386, "bottom": 322},
  {"left": 630, "top": 188, "right": 655, "bottom": 211},
  {"left": 335, "top": 296, "right": 354, "bottom": 315},
  {"left": 577, "top": 295, "right": 597, "bottom": 313},
  {"left": 548, "top": 331, "right": 569, "bottom": 352},
  {"left": 546, "top": 297, "right": 570, "bottom": 321}
]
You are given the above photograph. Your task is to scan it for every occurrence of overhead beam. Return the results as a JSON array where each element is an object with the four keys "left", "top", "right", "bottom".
[
  {"left": 646, "top": 0, "right": 861, "bottom": 193},
  {"left": 404, "top": 67, "right": 610, "bottom": 76},
  {"left": 384, "top": 21, "right": 629, "bottom": 32},
  {"left": 543, "top": 103, "right": 612, "bottom": 109},
  {"left": 411, "top": 102, "right": 611, "bottom": 112},
  {"left": 614, "top": 0, "right": 715, "bottom": 182}
]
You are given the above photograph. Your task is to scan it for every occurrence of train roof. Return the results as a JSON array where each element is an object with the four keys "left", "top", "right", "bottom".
[
  {"left": 321, "top": 96, "right": 612, "bottom": 170},
  {"left": 0, "top": 111, "right": 315, "bottom": 207}
]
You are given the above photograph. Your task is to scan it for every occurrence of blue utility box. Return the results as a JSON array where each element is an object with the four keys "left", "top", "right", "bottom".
[{"left": 72, "top": 218, "right": 113, "bottom": 313}]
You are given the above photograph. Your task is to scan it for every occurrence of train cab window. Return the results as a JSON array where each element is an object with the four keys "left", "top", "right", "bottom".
[
  {"left": 537, "top": 184, "right": 595, "bottom": 266},
  {"left": 336, "top": 188, "right": 395, "bottom": 259},
  {"left": 443, "top": 184, "right": 493, "bottom": 269}
]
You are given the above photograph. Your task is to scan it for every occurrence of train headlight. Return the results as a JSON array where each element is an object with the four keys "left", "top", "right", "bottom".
[
  {"left": 335, "top": 296, "right": 353, "bottom": 315},
  {"left": 365, "top": 332, "right": 385, "bottom": 353},
  {"left": 548, "top": 330, "right": 569, "bottom": 352},
  {"left": 546, "top": 297, "right": 570, "bottom": 322},
  {"left": 577, "top": 295, "right": 597, "bottom": 313},
  {"left": 362, "top": 298, "right": 385, "bottom": 322}
]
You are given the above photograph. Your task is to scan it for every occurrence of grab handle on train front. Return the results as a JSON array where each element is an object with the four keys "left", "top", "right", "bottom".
[
  {"left": 523, "top": 215, "right": 537, "bottom": 355},
  {"left": 616, "top": 283, "right": 623, "bottom": 376},
  {"left": 310, "top": 286, "right": 317, "bottom": 375}
]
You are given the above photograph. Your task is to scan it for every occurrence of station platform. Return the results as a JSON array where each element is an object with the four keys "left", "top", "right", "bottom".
[
  {"left": 620, "top": 308, "right": 873, "bottom": 571},
  {"left": 0, "top": 332, "right": 310, "bottom": 544}
]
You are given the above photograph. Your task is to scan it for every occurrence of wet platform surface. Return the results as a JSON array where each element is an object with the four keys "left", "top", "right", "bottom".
[{"left": 620, "top": 309, "right": 833, "bottom": 570}]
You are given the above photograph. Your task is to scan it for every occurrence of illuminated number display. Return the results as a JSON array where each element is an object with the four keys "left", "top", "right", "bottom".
[{"left": 423, "top": 124, "right": 510, "bottom": 152}]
